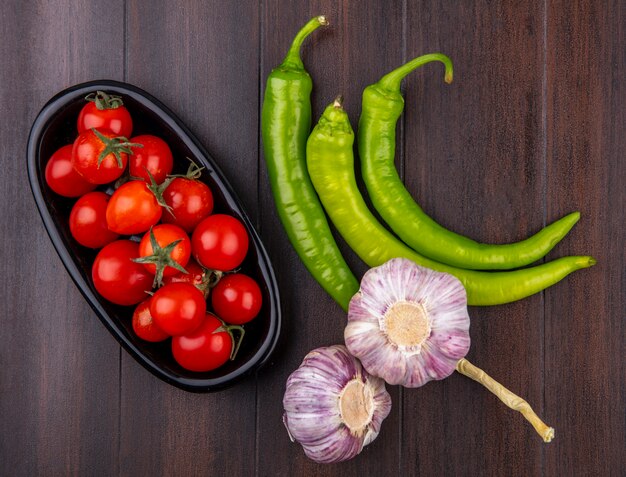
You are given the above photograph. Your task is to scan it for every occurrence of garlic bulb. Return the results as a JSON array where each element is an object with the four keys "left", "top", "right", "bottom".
[
  {"left": 282, "top": 345, "right": 392, "bottom": 463},
  {"left": 345, "top": 257, "right": 471, "bottom": 387},
  {"left": 345, "top": 258, "right": 554, "bottom": 443}
]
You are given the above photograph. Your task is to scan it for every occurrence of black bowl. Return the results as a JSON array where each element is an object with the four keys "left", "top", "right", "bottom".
[{"left": 27, "top": 80, "right": 281, "bottom": 392}]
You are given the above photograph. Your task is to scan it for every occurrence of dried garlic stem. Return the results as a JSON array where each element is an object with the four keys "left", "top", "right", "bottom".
[{"left": 455, "top": 358, "right": 555, "bottom": 443}]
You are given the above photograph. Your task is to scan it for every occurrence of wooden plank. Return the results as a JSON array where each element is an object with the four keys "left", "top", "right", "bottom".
[
  {"left": 545, "top": 0, "right": 626, "bottom": 474},
  {"left": 402, "top": 2, "right": 546, "bottom": 475},
  {"left": 0, "top": 1, "right": 124, "bottom": 475},
  {"left": 120, "top": 2, "right": 260, "bottom": 476},
  {"left": 256, "top": 1, "right": 404, "bottom": 474},
  {"left": 0, "top": 1, "right": 623, "bottom": 475}
]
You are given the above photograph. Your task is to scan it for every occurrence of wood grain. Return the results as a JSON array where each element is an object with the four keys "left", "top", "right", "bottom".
[
  {"left": 256, "top": 2, "right": 404, "bottom": 475},
  {"left": 402, "top": 2, "right": 547, "bottom": 476},
  {"left": 545, "top": 0, "right": 626, "bottom": 474},
  {"left": 120, "top": 2, "right": 260, "bottom": 476},
  {"left": 0, "top": 0, "right": 623, "bottom": 475},
  {"left": 0, "top": 1, "right": 124, "bottom": 475}
]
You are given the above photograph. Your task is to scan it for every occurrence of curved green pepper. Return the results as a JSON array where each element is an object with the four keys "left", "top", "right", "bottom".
[
  {"left": 307, "top": 98, "right": 596, "bottom": 306},
  {"left": 358, "top": 53, "right": 580, "bottom": 270},
  {"left": 261, "top": 16, "right": 359, "bottom": 311}
]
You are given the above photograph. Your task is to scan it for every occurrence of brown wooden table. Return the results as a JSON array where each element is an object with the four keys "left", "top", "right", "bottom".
[{"left": 1, "top": 1, "right": 624, "bottom": 475}]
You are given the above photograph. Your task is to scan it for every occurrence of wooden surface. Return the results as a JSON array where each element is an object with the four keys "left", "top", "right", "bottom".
[{"left": 1, "top": 1, "right": 624, "bottom": 475}]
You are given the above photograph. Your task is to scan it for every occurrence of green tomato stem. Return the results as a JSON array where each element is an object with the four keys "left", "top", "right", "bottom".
[
  {"left": 214, "top": 321, "right": 246, "bottom": 361},
  {"left": 92, "top": 128, "right": 141, "bottom": 168},
  {"left": 85, "top": 90, "right": 124, "bottom": 110},
  {"left": 132, "top": 227, "right": 188, "bottom": 288}
]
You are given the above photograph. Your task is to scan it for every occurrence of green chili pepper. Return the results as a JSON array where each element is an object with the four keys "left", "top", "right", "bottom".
[
  {"left": 307, "top": 98, "right": 596, "bottom": 306},
  {"left": 358, "top": 53, "right": 580, "bottom": 270},
  {"left": 261, "top": 16, "right": 359, "bottom": 311}
]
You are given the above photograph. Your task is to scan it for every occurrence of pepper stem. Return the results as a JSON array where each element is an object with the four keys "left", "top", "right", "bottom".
[
  {"left": 455, "top": 358, "right": 555, "bottom": 443},
  {"left": 377, "top": 53, "right": 454, "bottom": 92},
  {"left": 282, "top": 15, "right": 328, "bottom": 70}
]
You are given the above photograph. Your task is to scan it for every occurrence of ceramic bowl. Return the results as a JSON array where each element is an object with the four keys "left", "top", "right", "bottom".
[{"left": 27, "top": 80, "right": 281, "bottom": 392}]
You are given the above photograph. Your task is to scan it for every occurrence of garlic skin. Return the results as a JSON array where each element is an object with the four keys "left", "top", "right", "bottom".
[
  {"left": 345, "top": 258, "right": 470, "bottom": 387},
  {"left": 283, "top": 345, "right": 392, "bottom": 464}
]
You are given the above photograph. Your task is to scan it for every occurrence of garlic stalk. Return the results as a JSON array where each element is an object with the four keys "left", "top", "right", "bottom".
[
  {"left": 282, "top": 345, "right": 392, "bottom": 463},
  {"left": 455, "top": 359, "right": 554, "bottom": 442},
  {"left": 344, "top": 257, "right": 554, "bottom": 442}
]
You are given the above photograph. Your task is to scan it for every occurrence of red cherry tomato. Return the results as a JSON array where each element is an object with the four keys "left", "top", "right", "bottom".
[
  {"left": 162, "top": 177, "right": 214, "bottom": 233},
  {"left": 211, "top": 274, "right": 262, "bottom": 325},
  {"left": 69, "top": 192, "right": 119, "bottom": 248},
  {"left": 45, "top": 145, "right": 96, "bottom": 197},
  {"left": 129, "top": 135, "right": 173, "bottom": 184},
  {"left": 172, "top": 314, "right": 234, "bottom": 372},
  {"left": 192, "top": 214, "right": 249, "bottom": 271},
  {"left": 162, "top": 259, "right": 207, "bottom": 288},
  {"left": 72, "top": 128, "right": 130, "bottom": 184},
  {"left": 150, "top": 283, "right": 206, "bottom": 336},
  {"left": 137, "top": 224, "right": 191, "bottom": 277},
  {"left": 132, "top": 299, "right": 169, "bottom": 342},
  {"left": 106, "top": 180, "right": 162, "bottom": 235},
  {"left": 92, "top": 240, "right": 152, "bottom": 306},
  {"left": 77, "top": 91, "right": 133, "bottom": 137}
]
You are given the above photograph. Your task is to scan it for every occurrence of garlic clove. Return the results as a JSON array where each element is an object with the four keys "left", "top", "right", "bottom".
[
  {"left": 428, "top": 327, "right": 471, "bottom": 360},
  {"left": 345, "top": 292, "right": 379, "bottom": 324}
]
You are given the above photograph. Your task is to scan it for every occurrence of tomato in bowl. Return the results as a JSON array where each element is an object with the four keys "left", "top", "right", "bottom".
[{"left": 27, "top": 80, "right": 281, "bottom": 392}]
